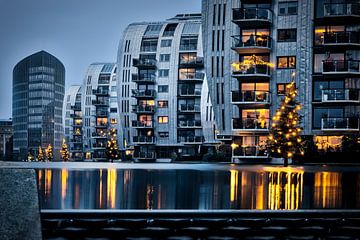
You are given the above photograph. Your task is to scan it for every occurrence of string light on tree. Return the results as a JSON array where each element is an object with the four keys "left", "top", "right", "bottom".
[
  {"left": 37, "top": 146, "right": 45, "bottom": 162},
  {"left": 45, "top": 144, "right": 53, "bottom": 162},
  {"left": 266, "top": 82, "right": 304, "bottom": 166},
  {"left": 106, "top": 128, "right": 120, "bottom": 162},
  {"left": 60, "top": 139, "right": 70, "bottom": 162}
]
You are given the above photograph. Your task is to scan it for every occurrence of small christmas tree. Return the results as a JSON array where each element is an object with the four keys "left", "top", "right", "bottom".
[
  {"left": 45, "top": 144, "right": 54, "bottom": 161},
  {"left": 106, "top": 128, "right": 120, "bottom": 162},
  {"left": 266, "top": 82, "right": 304, "bottom": 166},
  {"left": 60, "top": 139, "right": 70, "bottom": 162},
  {"left": 37, "top": 146, "right": 45, "bottom": 162}
]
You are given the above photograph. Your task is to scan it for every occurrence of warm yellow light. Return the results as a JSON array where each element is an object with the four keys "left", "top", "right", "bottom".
[
  {"left": 277, "top": 149, "right": 281, "bottom": 154},
  {"left": 231, "top": 143, "right": 239, "bottom": 150},
  {"left": 287, "top": 152, "right": 293, "bottom": 158},
  {"left": 287, "top": 142, "right": 292, "bottom": 146}
]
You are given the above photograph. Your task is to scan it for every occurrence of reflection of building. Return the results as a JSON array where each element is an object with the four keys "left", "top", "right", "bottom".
[
  {"left": 63, "top": 85, "right": 83, "bottom": 161},
  {"left": 13, "top": 51, "right": 65, "bottom": 160},
  {"left": 202, "top": 1, "right": 360, "bottom": 162},
  {"left": 117, "top": 14, "right": 217, "bottom": 161},
  {"left": 0, "top": 119, "right": 13, "bottom": 161},
  {"left": 314, "top": 172, "right": 342, "bottom": 208}
]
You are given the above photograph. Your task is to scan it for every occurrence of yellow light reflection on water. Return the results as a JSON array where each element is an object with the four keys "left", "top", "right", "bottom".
[
  {"left": 61, "top": 169, "right": 68, "bottom": 201},
  {"left": 107, "top": 169, "right": 117, "bottom": 208},
  {"left": 45, "top": 169, "right": 52, "bottom": 196},
  {"left": 230, "top": 170, "right": 238, "bottom": 203},
  {"left": 99, "top": 169, "right": 103, "bottom": 208},
  {"left": 314, "top": 172, "right": 342, "bottom": 208}
]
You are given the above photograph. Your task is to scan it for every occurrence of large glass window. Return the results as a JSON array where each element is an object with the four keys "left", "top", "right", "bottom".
[
  {"left": 277, "top": 56, "right": 296, "bottom": 69},
  {"left": 278, "top": 1, "right": 298, "bottom": 15},
  {"left": 141, "top": 39, "right": 158, "bottom": 52},
  {"left": 180, "top": 36, "right": 198, "bottom": 51},
  {"left": 314, "top": 26, "right": 345, "bottom": 45},
  {"left": 160, "top": 39, "right": 172, "bottom": 47},
  {"left": 313, "top": 108, "right": 343, "bottom": 129},
  {"left": 278, "top": 29, "right": 297, "bottom": 42},
  {"left": 313, "top": 80, "right": 344, "bottom": 101},
  {"left": 314, "top": 53, "right": 344, "bottom": 72}
]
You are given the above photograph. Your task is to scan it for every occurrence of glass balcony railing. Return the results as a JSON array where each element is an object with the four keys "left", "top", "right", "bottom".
[
  {"left": 92, "top": 132, "right": 107, "bottom": 138},
  {"left": 322, "top": 60, "right": 360, "bottom": 74},
  {"left": 131, "top": 121, "right": 153, "bottom": 128},
  {"left": 133, "top": 151, "right": 156, "bottom": 159},
  {"left": 179, "top": 44, "right": 197, "bottom": 51},
  {"left": 324, "top": 3, "right": 360, "bottom": 17},
  {"left": 133, "top": 58, "right": 157, "bottom": 68},
  {"left": 178, "top": 120, "right": 202, "bottom": 128},
  {"left": 95, "top": 122, "right": 109, "bottom": 128},
  {"left": 232, "top": 118, "right": 270, "bottom": 130},
  {"left": 179, "top": 104, "right": 201, "bottom": 112},
  {"left": 92, "top": 100, "right": 109, "bottom": 106},
  {"left": 132, "top": 74, "right": 156, "bottom": 83},
  {"left": 94, "top": 111, "right": 109, "bottom": 117},
  {"left": 179, "top": 57, "right": 204, "bottom": 66},
  {"left": 323, "top": 31, "right": 360, "bottom": 45},
  {"left": 233, "top": 146, "right": 268, "bottom": 158},
  {"left": 132, "top": 89, "right": 156, "bottom": 98},
  {"left": 232, "top": 91, "right": 271, "bottom": 104},
  {"left": 179, "top": 72, "right": 205, "bottom": 81},
  {"left": 232, "top": 8, "right": 272, "bottom": 23},
  {"left": 132, "top": 105, "right": 155, "bottom": 113},
  {"left": 133, "top": 136, "right": 155, "bottom": 144},
  {"left": 321, "top": 89, "right": 360, "bottom": 102},
  {"left": 92, "top": 89, "right": 109, "bottom": 95},
  {"left": 178, "top": 88, "right": 202, "bottom": 96},
  {"left": 93, "top": 143, "right": 106, "bottom": 148},
  {"left": 233, "top": 64, "right": 271, "bottom": 77},
  {"left": 232, "top": 35, "right": 271, "bottom": 50},
  {"left": 178, "top": 136, "right": 204, "bottom": 144},
  {"left": 321, "top": 117, "right": 359, "bottom": 130}
]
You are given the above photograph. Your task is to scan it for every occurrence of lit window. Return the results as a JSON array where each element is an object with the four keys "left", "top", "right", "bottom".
[
  {"left": 277, "top": 83, "right": 296, "bottom": 95},
  {"left": 158, "top": 116, "right": 168, "bottom": 124},
  {"left": 315, "top": 136, "right": 342, "bottom": 152},
  {"left": 277, "top": 56, "right": 296, "bottom": 69},
  {"left": 110, "top": 118, "right": 117, "bottom": 124},
  {"left": 158, "top": 100, "right": 168, "bottom": 108}
]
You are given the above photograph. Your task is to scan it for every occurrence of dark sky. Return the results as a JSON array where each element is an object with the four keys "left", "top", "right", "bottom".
[{"left": 0, "top": 0, "right": 201, "bottom": 119}]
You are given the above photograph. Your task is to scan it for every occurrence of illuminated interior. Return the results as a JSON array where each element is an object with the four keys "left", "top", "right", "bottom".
[{"left": 315, "top": 135, "right": 342, "bottom": 151}]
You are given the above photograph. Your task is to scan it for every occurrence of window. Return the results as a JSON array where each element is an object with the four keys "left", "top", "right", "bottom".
[
  {"left": 180, "top": 36, "right": 198, "bottom": 51},
  {"left": 161, "top": 39, "right": 172, "bottom": 47},
  {"left": 110, "top": 118, "right": 118, "bottom": 124},
  {"left": 110, "top": 108, "right": 117, "bottom": 113},
  {"left": 158, "top": 85, "right": 168, "bottom": 93},
  {"left": 158, "top": 69, "right": 169, "bottom": 77},
  {"left": 158, "top": 100, "right": 168, "bottom": 108},
  {"left": 159, "top": 132, "right": 169, "bottom": 138},
  {"left": 277, "top": 83, "right": 296, "bottom": 95},
  {"left": 278, "top": 29, "right": 297, "bottom": 42},
  {"left": 279, "top": 2, "right": 298, "bottom": 15},
  {"left": 277, "top": 56, "right": 296, "bottom": 69},
  {"left": 158, "top": 116, "right": 168, "bottom": 124},
  {"left": 144, "top": 24, "right": 162, "bottom": 36},
  {"left": 160, "top": 54, "right": 170, "bottom": 62}
]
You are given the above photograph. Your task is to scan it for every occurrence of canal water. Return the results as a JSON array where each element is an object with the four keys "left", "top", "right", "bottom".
[{"left": 37, "top": 165, "right": 360, "bottom": 210}]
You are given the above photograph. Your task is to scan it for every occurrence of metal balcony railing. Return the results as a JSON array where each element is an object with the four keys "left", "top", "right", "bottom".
[
  {"left": 133, "top": 58, "right": 157, "bottom": 68},
  {"left": 132, "top": 105, "right": 155, "bottom": 113},
  {"left": 321, "top": 118, "right": 359, "bottom": 130},
  {"left": 178, "top": 120, "right": 202, "bottom": 128},
  {"left": 232, "top": 118, "right": 270, "bottom": 130},
  {"left": 323, "top": 31, "right": 360, "bottom": 45},
  {"left": 233, "top": 8, "right": 272, "bottom": 23},
  {"left": 178, "top": 136, "right": 204, "bottom": 143},
  {"left": 179, "top": 72, "right": 205, "bottom": 81},
  {"left": 322, "top": 60, "right": 360, "bottom": 74},
  {"left": 232, "top": 35, "right": 271, "bottom": 49},
  {"left": 132, "top": 74, "right": 156, "bottom": 83},
  {"left": 179, "top": 104, "right": 201, "bottom": 112},
  {"left": 321, "top": 89, "right": 360, "bottom": 102},
  {"left": 232, "top": 91, "right": 271, "bottom": 104},
  {"left": 324, "top": 3, "right": 360, "bottom": 17},
  {"left": 132, "top": 89, "right": 156, "bottom": 98},
  {"left": 179, "top": 57, "right": 204, "bottom": 66},
  {"left": 132, "top": 121, "right": 153, "bottom": 128}
]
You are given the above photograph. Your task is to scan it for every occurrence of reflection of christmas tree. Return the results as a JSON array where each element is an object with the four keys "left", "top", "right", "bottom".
[
  {"left": 45, "top": 144, "right": 53, "bottom": 161},
  {"left": 60, "top": 139, "right": 70, "bottom": 162},
  {"left": 266, "top": 82, "right": 304, "bottom": 166},
  {"left": 106, "top": 128, "right": 120, "bottom": 162},
  {"left": 37, "top": 146, "right": 45, "bottom": 162}
]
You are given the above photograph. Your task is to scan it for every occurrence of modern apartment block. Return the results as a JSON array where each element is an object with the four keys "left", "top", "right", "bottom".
[
  {"left": 13, "top": 50, "right": 65, "bottom": 160},
  {"left": 117, "top": 14, "right": 217, "bottom": 161},
  {"left": 63, "top": 85, "right": 83, "bottom": 161},
  {"left": 0, "top": 119, "right": 13, "bottom": 161},
  {"left": 80, "top": 63, "right": 121, "bottom": 161},
  {"left": 202, "top": 0, "right": 359, "bottom": 161}
]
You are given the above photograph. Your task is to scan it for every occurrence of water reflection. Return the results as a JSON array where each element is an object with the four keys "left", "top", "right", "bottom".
[{"left": 37, "top": 167, "right": 360, "bottom": 210}]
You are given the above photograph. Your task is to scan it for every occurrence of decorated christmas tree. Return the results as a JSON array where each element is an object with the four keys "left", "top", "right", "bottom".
[
  {"left": 37, "top": 146, "right": 45, "bottom": 162},
  {"left": 106, "top": 128, "right": 120, "bottom": 162},
  {"left": 60, "top": 139, "right": 70, "bottom": 162},
  {"left": 266, "top": 82, "right": 304, "bottom": 166},
  {"left": 45, "top": 144, "right": 54, "bottom": 161}
]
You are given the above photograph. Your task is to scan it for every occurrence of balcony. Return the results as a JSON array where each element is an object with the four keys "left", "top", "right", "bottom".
[
  {"left": 132, "top": 121, "right": 154, "bottom": 128},
  {"left": 132, "top": 105, "right": 155, "bottom": 114},
  {"left": 70, "top": 113, "right": 82, "bottom": 119},
  {"left": 323, "top": 3, "right": 360, "bottom": 18},
  {"left": 322, "top": 60, "right": 360, "bottom": 76},
  {"left": 233, "top": 146, "right": 269, "bottom": 159},
  {"left": 178, "top": 88, "right": 202, "bottom": 97},
  {"left": 94, "top": 111, "right": 109, "bottom": 117},
  {"left": 178, "top": 72, "right": 205, "bottom": 82},
  {"left": 178, "top": 104, "right": 201, "bottom": 113},
  {"left": 232, "top": 8, "right": 272, "bottom": 27},
  {"left": 322, "top": 31, "right": 360, "bottom": 49},
  {"left": 133, "top": 58, "right": 157, "bottom": 69},
  {"left": 93, "top": 143, "right": 107, "bottom": 149},
  {"left": 95, "top": 122, "right": 109, "bottom": 128},
  {"left": 133, "top": 136, "right": 155, "bottom": 144},
  {"left": 179, "top": 57, "right": 204, "bottom": 67},
  {"left": 178, "top": 120, "right": 202, "bottom": 128},
  {"left": 132, "top": 89, "right": 156, "bottom": 98},
  {"left": 232, "top": 64, "right": 271, "bottom": 80},
  {"left": 92, "top": 89, "right": 109, "bottom": 96},
  {"left": 232, "top": 35, "right": 271, "bottom": 54},
  {"left": 92, "top": 100, "right": 109, "bottom": 106},
  {"left": 178, "top": 136, "right": 204, "bottom": 144},
  {"left": 321, "top": 89, "right": 360, "bottom": 103},
  {"left": 232, "top": 91, "right": 271, "bottom": 105},
  {"left": 321, "top": 117, "right": 359, "bottom": 131},
  {"left": 232, "top": 118, "right": 269, "bottom": 132},
  {"left": 71, "top": 104, "right": 81, "bottom": 111},
  {"left": 92, "top": 132, "right": 107, "bottom": 138},
  {"left": 132, "top": 74, "right": 156, "bottom": 83},
  {"left": 133, "top": 151, "right": 156, "bottom": 160}
]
